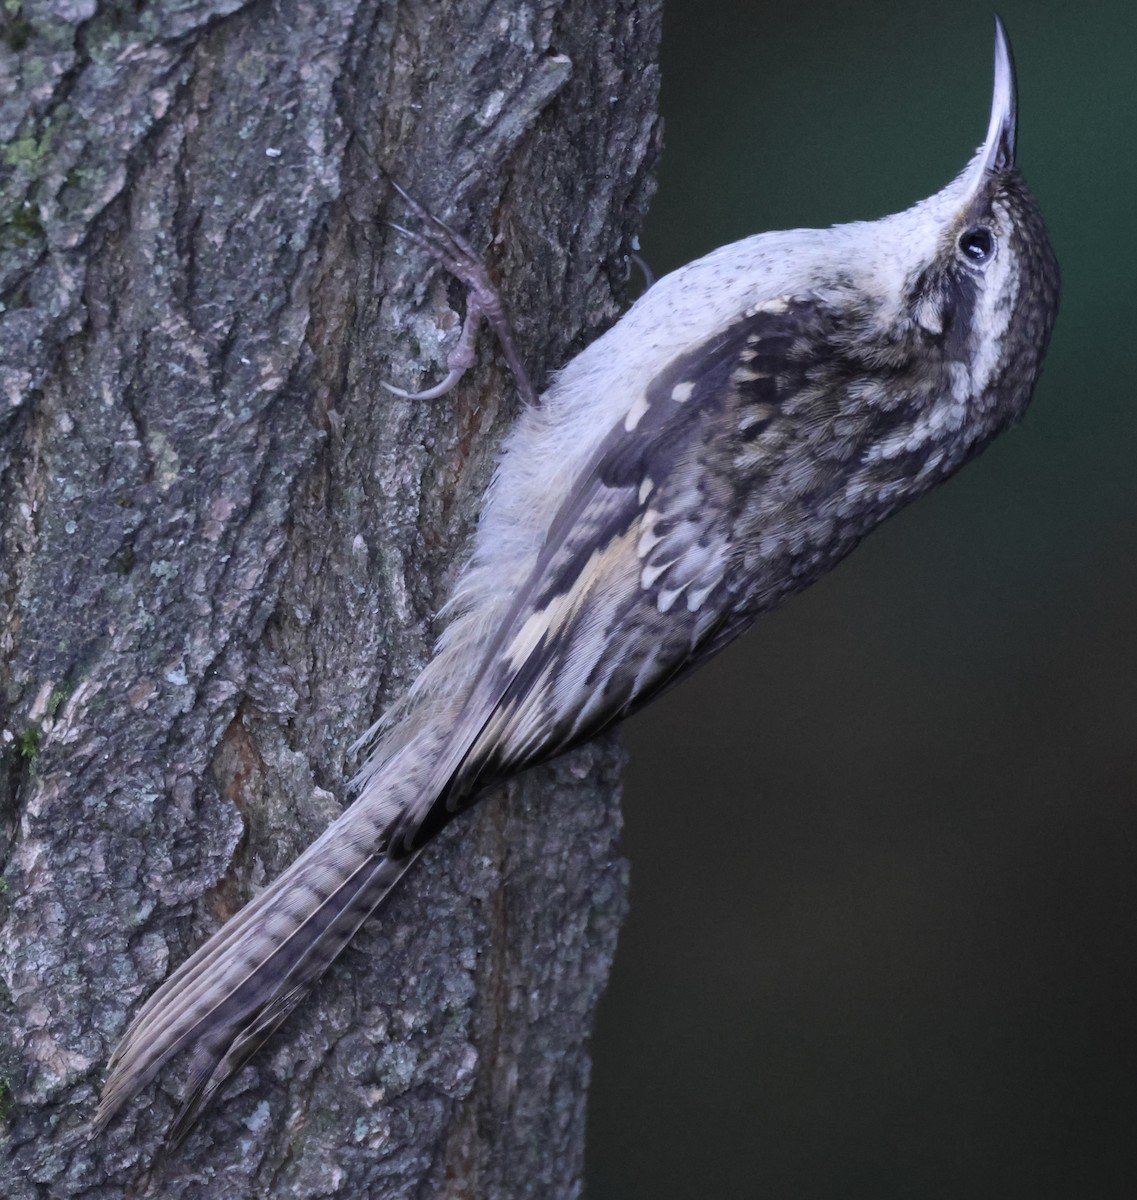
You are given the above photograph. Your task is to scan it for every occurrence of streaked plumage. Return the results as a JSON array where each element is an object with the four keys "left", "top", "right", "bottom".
[{"left": 97, "top": 21, "right": 1059, "bottom": 1141}]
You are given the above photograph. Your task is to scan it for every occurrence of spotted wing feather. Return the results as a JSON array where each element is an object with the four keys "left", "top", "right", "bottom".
[{"left": 425, "top": 296, "right": 841, "bottom": 821}]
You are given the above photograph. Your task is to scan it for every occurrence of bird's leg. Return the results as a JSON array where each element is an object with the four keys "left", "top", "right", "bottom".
[{"left": 382, "top": 181, "right": 538, "bottom": 408}]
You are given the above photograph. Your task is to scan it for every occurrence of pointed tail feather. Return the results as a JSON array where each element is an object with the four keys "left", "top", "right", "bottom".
[
  {"left": 97, "top": 677, "right": 497, "bottom": 1137},
  {"left": 103, "top": 816, "right": 382, "bottom": 1086},
  {"left": 165, "top": 850, "right": 421, "bottom": 1143},
  {"left": 95, "top": 816, "right": 420, "bottom": 1134}
]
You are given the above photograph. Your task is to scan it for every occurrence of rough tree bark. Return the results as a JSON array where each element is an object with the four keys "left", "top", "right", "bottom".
[{"left": 0, "top": 1, "right": 660, "bottom": 1194}]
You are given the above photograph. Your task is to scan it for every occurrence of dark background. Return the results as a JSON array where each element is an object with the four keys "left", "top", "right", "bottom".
[{"left": 586, "top": 2, "right": 1136, "bottom": 1197}]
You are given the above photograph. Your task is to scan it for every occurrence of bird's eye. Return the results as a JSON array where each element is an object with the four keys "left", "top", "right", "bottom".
[{"left": 958, "top": 226, "right": 995, "bottom": 264}]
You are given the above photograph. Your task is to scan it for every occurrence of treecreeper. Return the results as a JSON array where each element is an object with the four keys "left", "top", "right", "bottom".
[{"left": 97, "top": 20, "right": 1059, "bottom": 1142}]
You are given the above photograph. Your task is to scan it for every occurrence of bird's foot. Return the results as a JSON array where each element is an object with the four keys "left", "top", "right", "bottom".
[{"left": 381, "top": 179, "right": 537, "bottom": 407}]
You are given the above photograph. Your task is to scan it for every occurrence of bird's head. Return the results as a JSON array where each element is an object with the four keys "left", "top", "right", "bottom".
[{"left": 863, "top": 17, "right": 1060, "bottom": 436}]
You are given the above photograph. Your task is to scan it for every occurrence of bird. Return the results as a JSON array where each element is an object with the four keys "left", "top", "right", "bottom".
[{"left": 96, "top": 18, "right": 1059, "bottom": 1142}]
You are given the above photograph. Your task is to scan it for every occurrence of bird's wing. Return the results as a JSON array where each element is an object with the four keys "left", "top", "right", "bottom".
[{"left": 395, "top": 294, "right": 840, "bottom": 848}]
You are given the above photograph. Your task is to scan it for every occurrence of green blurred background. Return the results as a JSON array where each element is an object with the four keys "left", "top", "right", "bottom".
[{"left": 586, "top": 2, "right": 1136, "bottom": 1197}]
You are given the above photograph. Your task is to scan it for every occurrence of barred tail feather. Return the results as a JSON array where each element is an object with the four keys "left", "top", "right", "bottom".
[
  {"left": 96, "top": 611, "right": 520, "bottom": 1137},
  {"left": 95, "top": 802, "right": 421, "bottom": 1135},
  {"left": 165, "top": 851, "right": 420, "bottom": 1142}
]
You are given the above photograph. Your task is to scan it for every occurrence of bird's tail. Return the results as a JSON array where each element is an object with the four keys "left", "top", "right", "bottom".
[{"left": 95, "top": 774, "right": 428, "bottom": 1140}]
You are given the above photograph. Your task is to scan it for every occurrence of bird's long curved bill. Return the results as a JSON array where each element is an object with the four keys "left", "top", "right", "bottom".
[{"left": 976, "top": 16, "right": 1018, "bottom": 177}]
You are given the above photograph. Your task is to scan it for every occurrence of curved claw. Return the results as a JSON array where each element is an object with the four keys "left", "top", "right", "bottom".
[
  {"left": 380, "top": 369, "right": 468, "bottom": 401},
  {"left": 629, "top": 251, "right": 655, "bottom": 291}
]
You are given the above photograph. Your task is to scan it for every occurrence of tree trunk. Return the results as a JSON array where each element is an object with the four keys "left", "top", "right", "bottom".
[{"left": 0, "top": 1, "right": 660, "bottom": 1193}]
